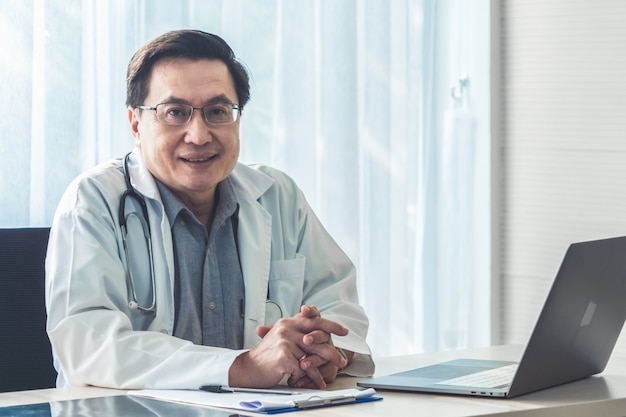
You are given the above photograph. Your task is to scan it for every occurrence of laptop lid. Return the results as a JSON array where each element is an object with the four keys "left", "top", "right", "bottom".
[{"left": 358, "top": 236, "right": 626, "bottom": 398}]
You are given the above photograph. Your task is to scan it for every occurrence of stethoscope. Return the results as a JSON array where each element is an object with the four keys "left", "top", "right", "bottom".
[
  {"left": 118, "top": 152, "right": 286, "bottom": 321},
  {"left": 119, "top": 153, "right": 157, "bottom": 314}
]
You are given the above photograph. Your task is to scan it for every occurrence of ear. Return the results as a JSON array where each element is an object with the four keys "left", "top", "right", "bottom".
[{"left": 128, "top": 107, "right": 142, "bottom": 148}]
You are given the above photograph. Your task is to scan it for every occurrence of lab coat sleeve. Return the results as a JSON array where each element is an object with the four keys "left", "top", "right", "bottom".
[
  {"left": 255, "top": 166, "right": 375, "bottom": 377},
  {"left": 45, "top": 166, "right": 243, "bottom": 389}
]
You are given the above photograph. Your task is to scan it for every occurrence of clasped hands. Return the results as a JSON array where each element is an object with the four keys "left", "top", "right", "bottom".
[{"left": 228, "top": 305, "right": 350, "bottom": 389}]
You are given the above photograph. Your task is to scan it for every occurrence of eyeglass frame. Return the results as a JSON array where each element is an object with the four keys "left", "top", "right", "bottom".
[{"left": 135, "top": 101, "right": 240, "bottom": 126}]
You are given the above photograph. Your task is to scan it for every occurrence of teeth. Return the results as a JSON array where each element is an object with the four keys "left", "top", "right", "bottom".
[{"left": 186, "top": 157, "right": 209, "bottom": 162}]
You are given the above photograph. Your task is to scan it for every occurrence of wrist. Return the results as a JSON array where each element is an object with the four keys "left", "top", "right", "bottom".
[{"left": 228, "top": 351, "right": 251, "bottom": 387}]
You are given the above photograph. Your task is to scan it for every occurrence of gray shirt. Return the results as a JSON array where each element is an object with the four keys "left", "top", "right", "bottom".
[{"left": 156, "top": 177, "right": 244, "bottom": 349}]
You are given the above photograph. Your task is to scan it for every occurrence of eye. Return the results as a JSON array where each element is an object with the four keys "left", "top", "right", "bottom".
[
  {"left": 165, "top": 105, "right": 189, "bottom": 118},
  {"left": 203, "top": 104, "right": 234, "bottom": 123},
  {"left": 156, "top": 103, "right": 191, "bottom": 124},
  {"left": 207, "top": 105, "right": 228, "bottom": 116}
]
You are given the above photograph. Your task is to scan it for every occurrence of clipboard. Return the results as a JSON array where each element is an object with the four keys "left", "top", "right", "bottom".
[
  {"left": 239, "top": 389, "right": 382, "bottom": 413},
  {"left": 130, "top": 387, "right": 382, "bottom": 414}
]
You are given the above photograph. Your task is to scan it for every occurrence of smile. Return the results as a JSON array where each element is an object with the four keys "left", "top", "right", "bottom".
[{"left": 181, "top": 155, "right": 217, "bottom": 163}]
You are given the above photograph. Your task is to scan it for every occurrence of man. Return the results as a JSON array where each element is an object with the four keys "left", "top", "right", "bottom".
[{"left": 45, "top": 30, "right": 374, "bottom": 390}]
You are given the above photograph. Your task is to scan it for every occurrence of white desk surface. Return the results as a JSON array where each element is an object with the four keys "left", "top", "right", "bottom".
[{"left": 2, "top": 344, "right": 626, "bottom": 417}]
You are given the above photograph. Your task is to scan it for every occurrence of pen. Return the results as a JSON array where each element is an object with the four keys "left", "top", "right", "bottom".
[
  {"left": 293, "top": 395, "right": 357, "bottom": 409},
  {"left": 199, "top": 385, "right": 300, "bottom": 395}
]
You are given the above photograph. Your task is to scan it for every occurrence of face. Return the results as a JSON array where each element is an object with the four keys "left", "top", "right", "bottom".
[{"left": 129, "top": 58, "right": 240, "bottom": 208}]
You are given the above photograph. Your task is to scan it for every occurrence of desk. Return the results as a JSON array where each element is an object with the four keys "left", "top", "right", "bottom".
[{"left": 2, "top": 345, "right": 626, "bottom": 416}]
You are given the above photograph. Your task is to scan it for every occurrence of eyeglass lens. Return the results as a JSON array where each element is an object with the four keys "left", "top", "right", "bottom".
[{"left": 156, "top": 103, "right": 238, "bottom": 125}]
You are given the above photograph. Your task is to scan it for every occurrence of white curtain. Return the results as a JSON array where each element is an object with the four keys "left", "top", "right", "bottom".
[{"left": 0, "top": 0, "right": 491, "bottom": 357}]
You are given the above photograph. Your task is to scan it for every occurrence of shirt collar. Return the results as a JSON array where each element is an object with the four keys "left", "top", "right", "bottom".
[{"left": 155, "top": 177, "right": 239, "bottom": 229}]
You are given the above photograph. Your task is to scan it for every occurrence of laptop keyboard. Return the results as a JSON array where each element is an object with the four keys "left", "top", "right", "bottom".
[{"left": 437, "top": 364, "right": 518, "bottom": 388}]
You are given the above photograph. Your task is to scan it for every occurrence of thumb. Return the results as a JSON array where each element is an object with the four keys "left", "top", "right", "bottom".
[{"left": 256, "top": 324, "right": 272, "bottom": 338}]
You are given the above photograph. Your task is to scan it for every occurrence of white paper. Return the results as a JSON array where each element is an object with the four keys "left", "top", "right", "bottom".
[{"left": 129, "top": 387, "right": 377, "bottom": 412}]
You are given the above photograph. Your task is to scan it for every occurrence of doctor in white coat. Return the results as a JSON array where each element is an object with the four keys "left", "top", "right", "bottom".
[{"left": 45, "top": 30, "right": 374, "bottom": 390}]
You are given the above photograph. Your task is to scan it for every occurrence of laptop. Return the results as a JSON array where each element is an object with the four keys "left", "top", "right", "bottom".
[{"left": 358, "top": 236, "right": 626, "bottom": 398}]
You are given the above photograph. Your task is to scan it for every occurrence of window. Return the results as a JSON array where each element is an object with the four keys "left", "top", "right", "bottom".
[{"left": 1, "top": 0, "right": 491, "bottom": 357}]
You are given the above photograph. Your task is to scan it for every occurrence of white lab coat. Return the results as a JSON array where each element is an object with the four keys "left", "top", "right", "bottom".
[{"left": 45, "top": 148, "right": 374, "bottom": 389}]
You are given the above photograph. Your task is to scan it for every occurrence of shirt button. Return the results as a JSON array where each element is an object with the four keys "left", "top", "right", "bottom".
[
  {"left": 208, "top": 301, "right": 217, "bottom": 310},
  {"left": 161, "top": 329, "right": 169, "bottom": 335}
]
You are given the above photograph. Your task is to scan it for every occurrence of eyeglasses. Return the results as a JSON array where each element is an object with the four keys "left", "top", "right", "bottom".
[{"left": 136, "top": 102, "right": 240, "bottom": 126}]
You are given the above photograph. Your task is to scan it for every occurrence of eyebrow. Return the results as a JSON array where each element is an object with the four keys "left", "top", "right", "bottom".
[{"left": 160, "top": 94, "right": 237, "bottom": 106}]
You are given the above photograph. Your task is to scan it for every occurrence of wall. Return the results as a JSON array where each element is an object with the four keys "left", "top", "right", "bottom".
[{"left": 498, "top": 0, "right": 626, "bottom": 352}]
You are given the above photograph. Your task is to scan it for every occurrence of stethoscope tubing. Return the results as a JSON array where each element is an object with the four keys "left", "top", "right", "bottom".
[
  {"left": 120, "top": 153, "right": 157, "bottom": 314},
  {"left": 118, "top": 152, "right": 285, "bottom": 320}
]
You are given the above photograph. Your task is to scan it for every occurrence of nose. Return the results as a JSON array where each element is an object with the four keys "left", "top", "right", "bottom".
[{"left": 183, "top": 109, "right": 213, "bottom": 145}]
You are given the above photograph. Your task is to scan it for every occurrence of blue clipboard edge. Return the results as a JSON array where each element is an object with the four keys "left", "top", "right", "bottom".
[{"left": 261, "top": 395, "right": 383, "bottom": 414}]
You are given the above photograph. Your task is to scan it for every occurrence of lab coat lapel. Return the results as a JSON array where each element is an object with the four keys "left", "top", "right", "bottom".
[
  {"left": 229, "top": 163, "right": 275, "bottom": 348},
  {"left": 237, "top": 198, "right": 272, "bottom": 347}
]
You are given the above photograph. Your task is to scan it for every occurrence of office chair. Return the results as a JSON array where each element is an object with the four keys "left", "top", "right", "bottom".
[{"left": 0, "top": 227, "right": 57, "bottom": 392}]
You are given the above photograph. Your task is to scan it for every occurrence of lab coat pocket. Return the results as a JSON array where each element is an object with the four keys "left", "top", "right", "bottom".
[{"left": 266, "top": 253, "right": 306, "bottom": 325}]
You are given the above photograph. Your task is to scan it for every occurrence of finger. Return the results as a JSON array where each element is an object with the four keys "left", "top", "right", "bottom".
[
  {"left": 299, "top": 305, "right": 320, "bottom": 318},
  {"left": 256, "top": 325, "right": 272, "bottom": 338},
  {"left": 317, "top": 361, "right": 340, "bottom": 384},
  {"left": 293, "top": 359, "right": 340, "bottom": 389},
  {"left": 291, "top": 375, "right": 323, "bottom": 390},
  {"left": 302, "top": 329, "right": 332, "bottom": 346},
  {"left": 274, "top": 314, "right": 348, "bottom": 339},
  {"left": 299, "top": 352, "right": 325, "bottom": 371},
  {"left": 289, "top": 350, "right": 327, "bottom": 388},
  {"left": 288, "top": 372, "right": 308, "bottom": 387},
  {"left": 256, "top": 305, "right": 319, "bottom": 339},
  {"left": 298, "top": 316, "right": 349, "bottom": 337},
  {"left": 299, "top": 363, "right": 326, "bottom": 389},
  {"left": 301, "top": 341, "right": 347, "bottom": 369},
  {"left": 287, "top": 306, "right": 348, "bottom": 338},
  {"left": 287, "top": 352, "right": 311, "bottom": 387}
]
